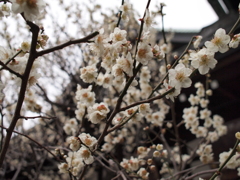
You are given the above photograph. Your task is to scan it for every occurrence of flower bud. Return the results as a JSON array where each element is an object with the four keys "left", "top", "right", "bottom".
[
  {"left": 235, "top": 132, "right": 240, "bottom": 140},
  {"left": 147, "top": 159, "right": 152, "bottom": 165},
  {"left": 153, "top": 150, "right": 160, "bottom": 157}
]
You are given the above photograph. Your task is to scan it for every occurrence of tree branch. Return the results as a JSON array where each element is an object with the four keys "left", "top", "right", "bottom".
[{"left": 37, "top": 31, "right": 99, "bottom": 57}]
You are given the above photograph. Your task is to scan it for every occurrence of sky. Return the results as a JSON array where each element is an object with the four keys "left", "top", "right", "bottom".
[{"left": 101, "top": 0, "right": 218, "bottom": 31}]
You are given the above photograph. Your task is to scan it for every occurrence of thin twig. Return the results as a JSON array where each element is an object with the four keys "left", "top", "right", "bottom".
[
  {"left": 0, "top": 125, "right": 60, "bottom": 161},
  {"left": 209, "top": 139, "right": 240, "bottom": 180},
  {"left": 0, "top": 21, "right": 40, "bottom": 167},
  {"left": 0, "top": 61, "right": 22, "bottom": 78},
  {"left": 19, "top": 115, "right": 57, "bottom": 120},
  {"left": 228, "top": 14, "right": 240, "bottom": 36},
  {"left": 37, "top": 31, "right": 99, "bottom": 57},
  {"left": 148, "top": 36, "right": 195, "bottom": 98},
  {"left": 116, "top": 0, "right": 124, "bottom": 27},
  {"left": 185, "top": 168, "right": 218, "bottom": 180}
]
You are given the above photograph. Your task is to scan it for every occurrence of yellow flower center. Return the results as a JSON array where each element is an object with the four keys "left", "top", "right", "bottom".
[
  {"left": 16, "top": 0, "right": 24, "bottom": 4},
  {"left": 200, "top": 55, "right": 209, "bottom": 66},
  {"left": 175, "top": 72, "right": 185, "bottom": 82},
  {"left": 138, "top": 49, "right": 147, "bottom": 59},
  {"left": 84, "top": 138, "right": 92, "bottom": 146},
  {"left": 82, "top": 149, "right": 90, "bottom": 158},
  {"left": 97, "top": 104, "right": 107, "bottom": 111},
  {"left": 115, "top": 33, "right": 124, "bottom": 41},
  {"left": 27, "top": 0, "right": 37, "bottom": 8},
  {"left": 212, "top": 37, "right": 221, "bottom": 46}
]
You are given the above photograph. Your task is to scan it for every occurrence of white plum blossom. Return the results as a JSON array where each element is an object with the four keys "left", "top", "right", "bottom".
[
  {"left": 200, "top": 108, "right": 211, "bottom": 120},
  {"left": 21, "top": 41, "right": 31, "bottom": 52},
  {"left": 120, "top": 158, "right": 131, "bottom": 171},
  {"left": 188, "top": 94, "right": 200, "bottom": 106},
  {"left": 120, "top": 2, "right": 132, "bottom": 22},
  {"left": 120, "top": 2, "right": 132, "bottom": 13},
  {"left": 78, "top": 133, "right": 97, "bottom": 148},
  {"left": 137, "top": 168, "right": 149, "bottom": 179},
  {"left": 11, "top": 0, "right": 46, "bottom": 21},
  {"left": 189, "top": 48, "right": 217, "bottom": 75},
  {"left": 88, "top": 102, "right": 110, "bottom": 124},
  {"left": 207, "top": 131, "right": 219, "bottom": 142},
  {"left": 219, "top": 149, "right": 240, "bottom": 169},
  {"left": 58, "top": 163, "right": 69, "bottom": 174},
  {"left": 78, "top": 146, "right": 94, "bottom": 165},
  {"left": 146, "top": 111, "right": 165, "bottom": 127},
  {"left": 236, "top": 132, "right": 240, "bottom": 140},
  {"left": 110, "top": 27, "right": 127, "bottom": 47},
  {"left": 160, "top": 43, "right": 171, "bottom": 54},
  {"left": 63, "top": 118, "right": 78, "bottom": 135},
  {"left": 80, "top": 65, "right": 98, "bottom": 83},
  {"left": 205, "top": 28, "right": 230, "bottom": 53},
  {"left": 162, "top": 81, "right": 181, "bottom": 102},
  {"left": 159, "top": 65, "right": 166, "bottom": 75},
  {"left": 97, "top": 72, "right": 113, "bottom": 88},
  {"left": 75, "top": 85, "right": 95, "bottom": 106},
  {"left": 138, "top": 103, "right": 152, "bottom": 115},
  {"left": 140, "top": 31, "right": 151, "bottom": 43},
  {"left": 183, "top": 111, "right": 199, "bottom": 130},
  {"left": 136, "top": 42, "right": 153, "bottom": 65},
  {"left": 0, "top": 3, "right": 11, "bottom": 17},
  {"left": 140, "top": 81, "right": 152, "bottom": 99},
  {"left": 0, "top": 46, "right": 14, "bottom": 63},
  {"left": 128, "top": 156, "right": 140, "bottom": 171},
  {"left": 65, "top": 151, "right": 84, "bottom": 176},
  {"left": 195, "top": 126, "right": 208, "bottom": 138},
  {"left": 7, "top": 54, "right": 41, "bottom": 86},
  {"left": 168, "top": 63, "right": 192, "bottom": 89},
  {"left": 143, "top": 8, "right": 153, "bottom": 31},
  {"left": 112, "top": 64, "right": 124, "bottom": 80},
  {"left": 193, "top": 36, "right": 202, "bottom": 48},
  {"left": 137, "top": 146, "right": 150, "bottom": 159},
  {"left": 229, "top": 33, "right": 240, "bottom": 48},
  {"left": 116, "top": 52, "right": 133, "bottom": 76},
  {"left": 140, "top": 66, "right": 151, "bottom": 83},
  {"left": 152, "top": 44, "right": 165, "bottom": 60},
  {"left": 200, "top": 98, "right": 209, "bottom": 108},
  {"left": 197, "top": 144, "right": 213, "bottom": 164},
  {"left": 67, "top": 136, "right": 81, "bottom": 151},
  {"left": 89, "top": 28, "right": 106, "bottom": 56}
]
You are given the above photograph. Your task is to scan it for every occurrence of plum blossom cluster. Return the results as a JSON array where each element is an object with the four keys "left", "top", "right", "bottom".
[
  {"left": 55, "top": 1, "right": 240, "bottom": 179},
  {"left": 74, "top": 84, "right": 110, "bottom": 125},
  {"left": 0, "top": 46, "right": 42, "bottom": 87},
  {"left": 0, "top": 2, "right": 11, "bottom": 18},
  {"left": 183, "top": 82, "right": 227, "bottom": 164},
  {"left": 185, "top": 26, "right": 240, "bottom": 78},
  {"left": 0, "top": 0, "right": 46, "bottom": 21},
  {"left": 219, "top": 148, "right": 240, "bottom": 170},
  {"left": 58, "top": 133, "right": 97, "bottom": 176},
  {"left": 120, "top": 1, "right": 132, "bottom": 22},
  {"left": 1, "top": 0, "right": 240, "bottom": 179},
  {"left": 183, "top": 82, "right": 227, "bottom": 139},
  {"left": 161, "top": 28, "right": 233, "bottom": 102},
  {"left": 11, "top": 0, "right": 46, "bottom": 21},
  {"left": 120, "top": 144, "right": 167, "bottom": 179}
]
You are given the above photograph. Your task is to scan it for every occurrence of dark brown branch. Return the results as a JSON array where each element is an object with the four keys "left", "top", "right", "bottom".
[
  {"left": 185, "top": 169, "right": 218, "bottom": 180},
  {"left": 0, "top": 21, "right": 40, "bottom": 167},
  {"left": 0, "top": 125, "right": 60, "bottom": 161},
  {"left": 120, "top": 88, "right": 174, "bottom": 112},
  {"left": 19, "top": 115, "right": 57, "bottom": 120},
  {"left": 0, "top": 61, "right": 22, "bottom": 78},
  {"left": 37, "top": 31, "right": 99, "bottom": 57},
  {"left": 116, "top": 0, "right": 124, "bottom": 27}
]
